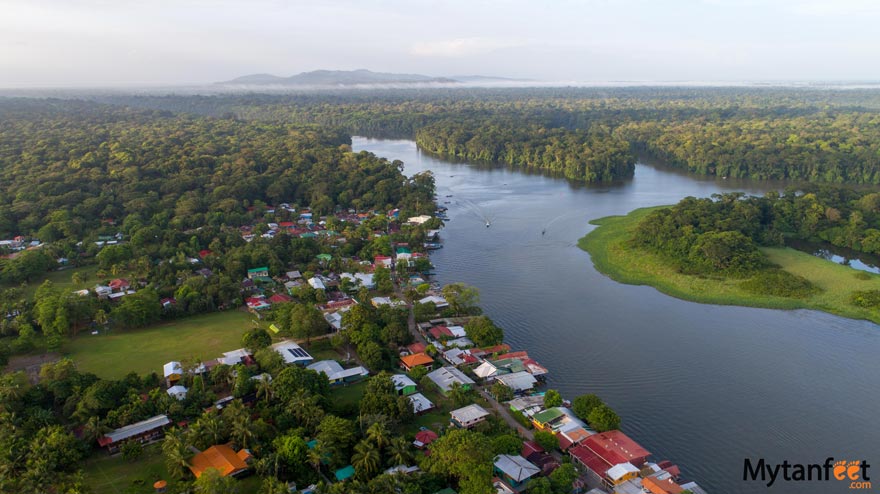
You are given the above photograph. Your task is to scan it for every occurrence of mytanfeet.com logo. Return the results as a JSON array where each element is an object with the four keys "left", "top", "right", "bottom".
[{"left": 744, "top": 458, "right": 872, "bottom": 489}]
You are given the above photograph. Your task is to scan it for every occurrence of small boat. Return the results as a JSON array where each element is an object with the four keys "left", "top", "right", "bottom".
[
  {"left": 542, "top": 229, "right": 546, "bottom": 235},
  {"left": 486, "top": 222, "right": 490, "bottom": 228}
]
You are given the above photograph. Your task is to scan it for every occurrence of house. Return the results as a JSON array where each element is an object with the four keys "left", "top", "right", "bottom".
[
  {"left": 268, "top": 293, "right": 293, "bottom": 304},
  {"left": 219, "top": 348, "right": 252, "bottom": 366},
  {"left": 400, "top": 352, "right": 434, "bottom": 372},
  {"left": 569, "top": 431, "right": 651, "bottom": 488},
  {"left": 108, "top": 278, "right": 130, "bottom": 292},
  {"left": 558, "top": 427, "right": 593, "bottom": 451},
  {"left": 391, "top": 374, "right": 418, "bottom": 395},
  {"left": 97, "top": 414, "right": 171, "bottom": 453},
  {"left": 413, "top": 429, "right": 438, "bottom": 448},
  {"left": 426, "top": 366, "right": 475, "bottom": 394},
  {"left": 308, "top": 277, "right": 326, "bottom": 291},
  {"left": 641, "top": 470, "right": 686, "bottom": 494},
  {"left": 94, "top": 285, "right": 112, "bottom": 298},
  {"left": 247, "top": 267, "right": 269, "bottom": 279},
  {"left": 418, "top": 295, "right": 449, "bottom": 309},
  {"left": 407, "top": 342, "right": 427, "bottom": 354},
  {"left": 428, "top": 325, "right": 454, "bottom": 340},
  {"left": 443, "top": 347, "right": 479, "bottom": 366},
  {"left": 271, "top": 341, "right": 314, "bottom": 366},
  {"left": 408, "top": 393, "right": 435, "bottom": 414},
  {"left": 166, "top": 385, "right": 188, "bottom": 401},
  {"left": 188, "top": 444, "right": 252, "bottom": 478},
  {"left": 407, "top": 215, "right": 432, "bottom": 225},
  {"left": 607, "top": 462, "right": 640, "bottom": 485},
  {"left": 371, "top": 296, "right": 406, "bottom": 308},
  {"left": 163, "top": 361, "right": 183, "bottom": 386},
  {"left": 286, "top": 270, "right": 302, "bottom": 280},
  {"left": 245, "top": 296, "right": 271, "bottom": 311},
  {"left": 307, "top": 360, "right": 369, "bottom": 385},
  {"left": 493, "top": 454, "right": 541, "bottom": 489},
  {"left": 341, "top": 272, "right": 376, "bottom": 290},
  {"left": 495, "top": 371, "right": 538, "bottom": 394},
  {"left": 334, "top": 465, "right": 355, "bottom": 482},
  {"left": 450, "top": 404, "right": 490, "bottom": 429},
  {"left": 160, "top": 297, "right": 177, "bottom": 310},
  {"left": 531, "top": 408, "right": 566, "bottom": 431},
  {"left": 385, "top": 465, "right": 421, "bottom": 475},
  {"left": 374, "top": 255, "right": 393, "bottom": 267}
]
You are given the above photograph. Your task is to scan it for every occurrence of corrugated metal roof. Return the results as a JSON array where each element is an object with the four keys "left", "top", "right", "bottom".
[{"left": 104, "top": 414, "right": 170, "bottom": 444}]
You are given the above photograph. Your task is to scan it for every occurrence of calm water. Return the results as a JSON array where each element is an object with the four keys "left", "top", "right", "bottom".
[{"left": 353, "top": 138, "right": 880, "bottom": 494}]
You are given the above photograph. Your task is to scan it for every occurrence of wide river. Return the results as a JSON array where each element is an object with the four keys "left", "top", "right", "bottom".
[{"left": 354, "top": 138, "right": 879, "bottom": 494}]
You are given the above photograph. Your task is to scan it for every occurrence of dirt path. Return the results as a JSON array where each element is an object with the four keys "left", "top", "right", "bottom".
[{"left": 4, "top": 352, "right": 60, "bottom": 383}]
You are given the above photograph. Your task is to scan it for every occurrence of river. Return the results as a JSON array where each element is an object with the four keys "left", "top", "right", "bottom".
[{"left": 353, "top": 137, "right": 880, "bottom": 494}]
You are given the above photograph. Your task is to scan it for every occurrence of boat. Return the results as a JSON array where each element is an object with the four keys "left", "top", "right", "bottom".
[
  {"left": 424, "top": 242, "right": 443, "bottom": 250},
  {"left": 486, "top": 221, "right": 490, "bottom": 228}
]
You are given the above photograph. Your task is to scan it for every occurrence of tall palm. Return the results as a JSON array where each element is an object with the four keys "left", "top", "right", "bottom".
[
  {"left": 255, "top": 376, "right": 273, "bottom": 402},
  {"left": 351, "top": 440, "right": 381, "bottom": 480},
  {"left": 192, "top": 413, "right": 225, "bottom": 448},
  {"left": 162, "top": 428, "right": 192, "bottom": 479},
  {"left": 82, "top": 416, "right": 111, "bottom": 446},
  {"left": 365, "top": 421, "right": 390, "bottom": 450},
  {"left": 307, "top": 444, "right": 323, "bottom": 474},
  {"left": 224, "top": 401, "right": 254, "bottom": 450},
  {"left": 386, "top": 436, "right": 412, "bottom": 466}
]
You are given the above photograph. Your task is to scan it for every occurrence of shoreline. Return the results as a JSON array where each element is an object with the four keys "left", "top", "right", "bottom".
[{"left": 578, "top": 206, "right": 880, "bottom": 325}]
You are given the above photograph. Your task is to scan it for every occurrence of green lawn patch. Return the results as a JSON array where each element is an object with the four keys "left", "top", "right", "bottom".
[
  {"left": 1, "top": 264, "right": 101, "bottom": 301},
  {"left": 579, "top": 207, "right": 880, "bottom": 324},
  {"left": 63, "top": 311, "right": 256, "bottom": 379}
]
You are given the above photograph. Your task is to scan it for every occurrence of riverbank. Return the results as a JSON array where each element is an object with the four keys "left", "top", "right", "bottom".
[{"left": 579, "top": 206, "right": 880, "bottom": 325}]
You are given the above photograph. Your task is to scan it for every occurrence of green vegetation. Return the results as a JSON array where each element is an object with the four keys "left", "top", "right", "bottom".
[
  {"left": 63, "top": 311, "right": 254, "bottom": 378},
  {"left": 580, "top": 207, "right": 880, "bottom": 324}
]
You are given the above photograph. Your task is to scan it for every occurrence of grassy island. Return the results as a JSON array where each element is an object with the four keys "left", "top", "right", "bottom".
[{"left": 579, "top": 206, "right": 880, "bottom": 325}]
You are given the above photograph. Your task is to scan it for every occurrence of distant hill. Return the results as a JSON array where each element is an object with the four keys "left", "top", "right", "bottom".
[{"left": 219, "top": 69, "right": 459, "bottom": 86}]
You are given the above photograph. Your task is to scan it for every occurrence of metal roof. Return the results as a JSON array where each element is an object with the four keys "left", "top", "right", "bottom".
[
  {"left": 494, "top": 454, "right": 541, "bottom": 482},
  {"left": 103, "top": 414, "right": 170, "bottom": 444}
]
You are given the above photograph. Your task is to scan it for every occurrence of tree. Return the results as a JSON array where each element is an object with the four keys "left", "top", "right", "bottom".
[
  {"left": 273, "top": 366, "right": 329, "bottom": 404},
  {"left": 543, "top": 389, "right": 562, "bottom": 408},
  {"left": 533, "top": 430, "right": 559, "bottom": 452},
  {"left": 491, "top": 381, "right": 513, "bottom": 402},
  {"left": 193, "top": 467, "right": 238, "bottom": 494},
  {"left": 351, "top": 440, "right": 381, "bottom": 480},
  {"left": 273, "top": 432, "right": 309, "bottom": 479},
  {"left": 492, "top": 434, "right": 522, "bottom": 455},
  {"left": 111, "top": 288, "right": 161, "bottom": 328},
  {"left": 550, "top": 463, "right": 578, "bottom": 493},
  {"left": 526, "top": 477, "right": 552, "bottom": 494},
  {"left": 242, "top": 327, "right": 272, "bottom": 352},
  {"left": 290, "top": 303, "right": 328, "bottom": 344},
  {"left": 386, "top": 436, "right": 412, "bottom": 466},
  {"left": 316, "top": 415, "right": 356, "bottom": 467},
  {"left": 365, "top": 421, "right": 390, "bottom": 450},
  {"left": 373, "top": 264, "right": 393, "bottom": 294},
  {"left": 442, "top": 283, "right": 481, "bottom": 315},
  {"left": 587, "top": 404, "right": 621, "bottom": 432},
  {"left": 120, "top": 439, "right": 144, "bottom": 461},
  {"left": 572, "top": 394, "right": 603, "bottom": 421},
  {"left": 162, "top": 428, "right": 192, "bottom": 479},
  {"left": 426, "top": 428, "right": 494, "bottom": 494},
  {"left": 464, "top": 316, "right": 503, "bottom": 347}
]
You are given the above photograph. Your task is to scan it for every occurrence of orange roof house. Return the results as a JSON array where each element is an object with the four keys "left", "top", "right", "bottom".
[
  {"left": 400, "top": 352, "right": 434, "bottom": 371},
  {"left": 188, "top": 445, "right": 252, "bottom": 478}
]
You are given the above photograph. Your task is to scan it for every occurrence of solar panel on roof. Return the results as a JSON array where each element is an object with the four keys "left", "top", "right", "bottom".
[{"left": 287, "top": 348, "right": 310, "bottom": 358}]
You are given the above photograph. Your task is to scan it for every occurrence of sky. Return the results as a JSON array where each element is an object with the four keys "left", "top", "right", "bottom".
[{"left": 2, "top": 0, "right": 880, "bottom": 87}]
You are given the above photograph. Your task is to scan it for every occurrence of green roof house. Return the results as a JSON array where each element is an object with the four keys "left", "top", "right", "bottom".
[{"left": 247, "top": 267, "right": 269, "bottom": 280}]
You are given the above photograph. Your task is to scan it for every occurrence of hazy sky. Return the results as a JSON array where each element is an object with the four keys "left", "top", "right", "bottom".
[{"left": 2, "top": 0, "right": 880, "bottom": 86}]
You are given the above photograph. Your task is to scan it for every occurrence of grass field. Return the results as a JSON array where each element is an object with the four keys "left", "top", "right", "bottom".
[
  {"left": 63, "top": 311, "right": 256, "bottom": 379},
  {"left": 579, "top": 206, "right": 880, "bottom": 324},
  {"left": 82, "top": 443, "right": 261, "bottom": 494}
]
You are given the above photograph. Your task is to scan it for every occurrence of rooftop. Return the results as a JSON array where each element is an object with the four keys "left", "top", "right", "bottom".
[{"left": 494, "top": 454, "right": 541, "bottom": 482}]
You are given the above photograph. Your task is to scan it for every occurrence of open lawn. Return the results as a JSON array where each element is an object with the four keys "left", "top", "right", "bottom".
[
  {"left": 63, "top": 311, "right": 256, "bottom": 379},
  {"left": 579, "top": 207, "right": 880, "bottom": 324},
  {"left": 82, "top": 444, "right": 261, "bottom": 494}
]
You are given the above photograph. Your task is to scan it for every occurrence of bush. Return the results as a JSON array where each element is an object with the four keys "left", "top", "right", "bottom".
[
  {"left": 850, "top": 289, "right": 880, "bottom": 308},
  {"left": 854, "top": 271, "right": 873, "bottom": 280},
  {"left": 740, "top": 269, "right": 817, "bottom": 298}
]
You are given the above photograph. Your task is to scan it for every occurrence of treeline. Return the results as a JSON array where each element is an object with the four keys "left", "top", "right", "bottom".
[
  {"left": 86, "top": 86, "right": 880, "bottom": 185},
  {"left": 416, "top": 120, "right": 635, "bottom": 182}
]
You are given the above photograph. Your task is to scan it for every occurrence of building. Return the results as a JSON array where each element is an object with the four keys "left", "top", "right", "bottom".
[
  {"left": 391, "top": 374, "right": 418, "bottom": 395},
  {"left": 569, "top": 430, "right": 651, "bottom": 488},
  {"left": 166, "top": 385, "right": 188, "bottom": 401},
  {"left": 271, "top": 340, "right": 314, "bottom": 366},
  {"left": 400, "top": 352, "right": 434, "bottom": 372},
  {"left": 493, "top": 454, "right": 541, "bottom": 489},
  {"left": 426, "top": 366, "right": 475, "bottom": 394},
  {"left": 408, "top": 393, "right": 435, "bottom": 414},
  {"left": 450, "top": 404, "right": 490, "bottom": 429},
  {"left": 558, "top": 427, "right": 593, "bottom": 451},
  {"left": 189, "top": 444, "right": 252, "bottom": 478},
  {"left": 418, "top": 295, "right": 449, "bottom": 309},
  {"left": 495, "top": 371, "right": 538, "bottom": 393},
  {"left": 98, "top": 414, "right": 171, "bottom": 453},
  {"left": 341, "top": 272, "right": 376, "bottom": 289},
  {"left": 607, "top": 462, "right": 640, "bottom": 485},
  {"left": 443, "top": 347, "right": 479, "bottom": 366},
  {"left": 307, "top": 360, "right": 369, "bottom": 385},
  {"left": 247, "top": 267, "right": 269, "bottom": 279},
  {"left": 531, "top": 408, "right": 566, "bottom": 431},
  {"left": 163, "top": 361, "right": 183, "bottom": 386},
  {"left": 413, "top": 429, "right": 438, "bottom": 448}
]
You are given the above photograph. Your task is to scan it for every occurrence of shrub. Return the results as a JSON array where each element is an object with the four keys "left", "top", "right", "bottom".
[
  {"left": 740, "top": 269, "right": 817, "bottom": 298},
  {"left": 850, "top": 289, "right": 880, "bottom": 308}
]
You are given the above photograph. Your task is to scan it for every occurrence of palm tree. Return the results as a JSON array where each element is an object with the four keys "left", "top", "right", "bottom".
[
  {"left": 162, "top": 428, "right": 192, "bottom": 479},
  {"left": 224, "top": 401, "right": 254, "bottom": 450},
  {"left": 191, "top": 413, "right": 225, "bottom": 449},
  {"left": 307, "top": 444, "right": 323, "bottom": 474},
  {"left": 255, "top": 375, "right": 273, "bottom": 402},
  {"left": 386, "top": 436, "right": 412, "bottom": 466},
  {"left": 81, "top": 416, "right": 111, "bottom": 447},
  {"left": 365, "top": 421, "right": 390, "bottom": 450},
  {"left": 351, "top": 440, "right": 381, "bottom": 480}
]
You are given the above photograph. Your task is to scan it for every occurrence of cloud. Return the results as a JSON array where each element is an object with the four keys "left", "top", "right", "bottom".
[{"left": 409, "top": 37, "right": 524, "bottom": 57}]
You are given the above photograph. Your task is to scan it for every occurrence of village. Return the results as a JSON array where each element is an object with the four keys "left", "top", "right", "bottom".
[{"left": 51, "top": 202, "right": 712, "bottom": 494}]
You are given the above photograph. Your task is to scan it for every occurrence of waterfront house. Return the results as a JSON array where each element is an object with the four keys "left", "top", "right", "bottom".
[
  {"left": 495, "top": 371, "right": 538, "bottom": 394},
  {"left": 607, "top": 462, "right": 640, "bottom": 485},
  {"left": 450, "top": 404, "right": 490, "bottom": 429},
  {"left": 400, "top": 352, "right": 434, "bottom": 372},
  {"left": 558, "top": 427, "right": 593, "bottom": 451},
  {"left": 271, "top": 341, "right": 314, "bottom": 366},
  {"left": 531, "top": 408, "right": 566, "bottom": 431},
  {"left": 569, "top": 430, "right": 651, "bottom": 488},
  {"left": 426, "top": 366, "right": 475, "bottom": 394},
  {"left": 418, "top": 295, "right": 449, "bottom": 309},
  {"left": 443, "top": 347, "right": 479, "bottom": 366},
  {"left": 188, "top": 444, "right": 252, "bottom": 478},
  {"left": 493, "top": 454, "right": 541, "bottom": 489},
  {"left": 391, "top": 374, "right": 418, "bottom": 395}
]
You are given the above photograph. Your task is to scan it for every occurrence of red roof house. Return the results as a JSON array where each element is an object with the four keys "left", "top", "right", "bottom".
[
  {"left": 268, "top": 293, "right": 293, "bottom": 304},
  {"left": 428, "top": 325, "right": 454, "bottom": 339},
  {"left": 413, "top": 429, "right": 438, "bottom": 448},
  {"left": 108, "top": 278, "right": 130, "bottom": 291},
  {"left": 570, "top": 430, "right": 650, "bottom": 482},
  {"left": 407, "top": 342, "right": 427, "bottom": 354}
]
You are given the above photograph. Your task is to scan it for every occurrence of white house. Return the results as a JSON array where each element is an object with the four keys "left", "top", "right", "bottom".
[
  {"left": 450, "top": 404, "right": 490, "bottom": 429},
  {"left": 271, "top": 341, "right": 314, "bottom": 366}
]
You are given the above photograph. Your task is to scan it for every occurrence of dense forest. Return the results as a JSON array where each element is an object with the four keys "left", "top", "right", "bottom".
[
  {"left": 631, "top": 188, "right": 880, "bottom": 298},
  {"left": 81, "top": 86, "right": 880, "bottom": 184}
]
